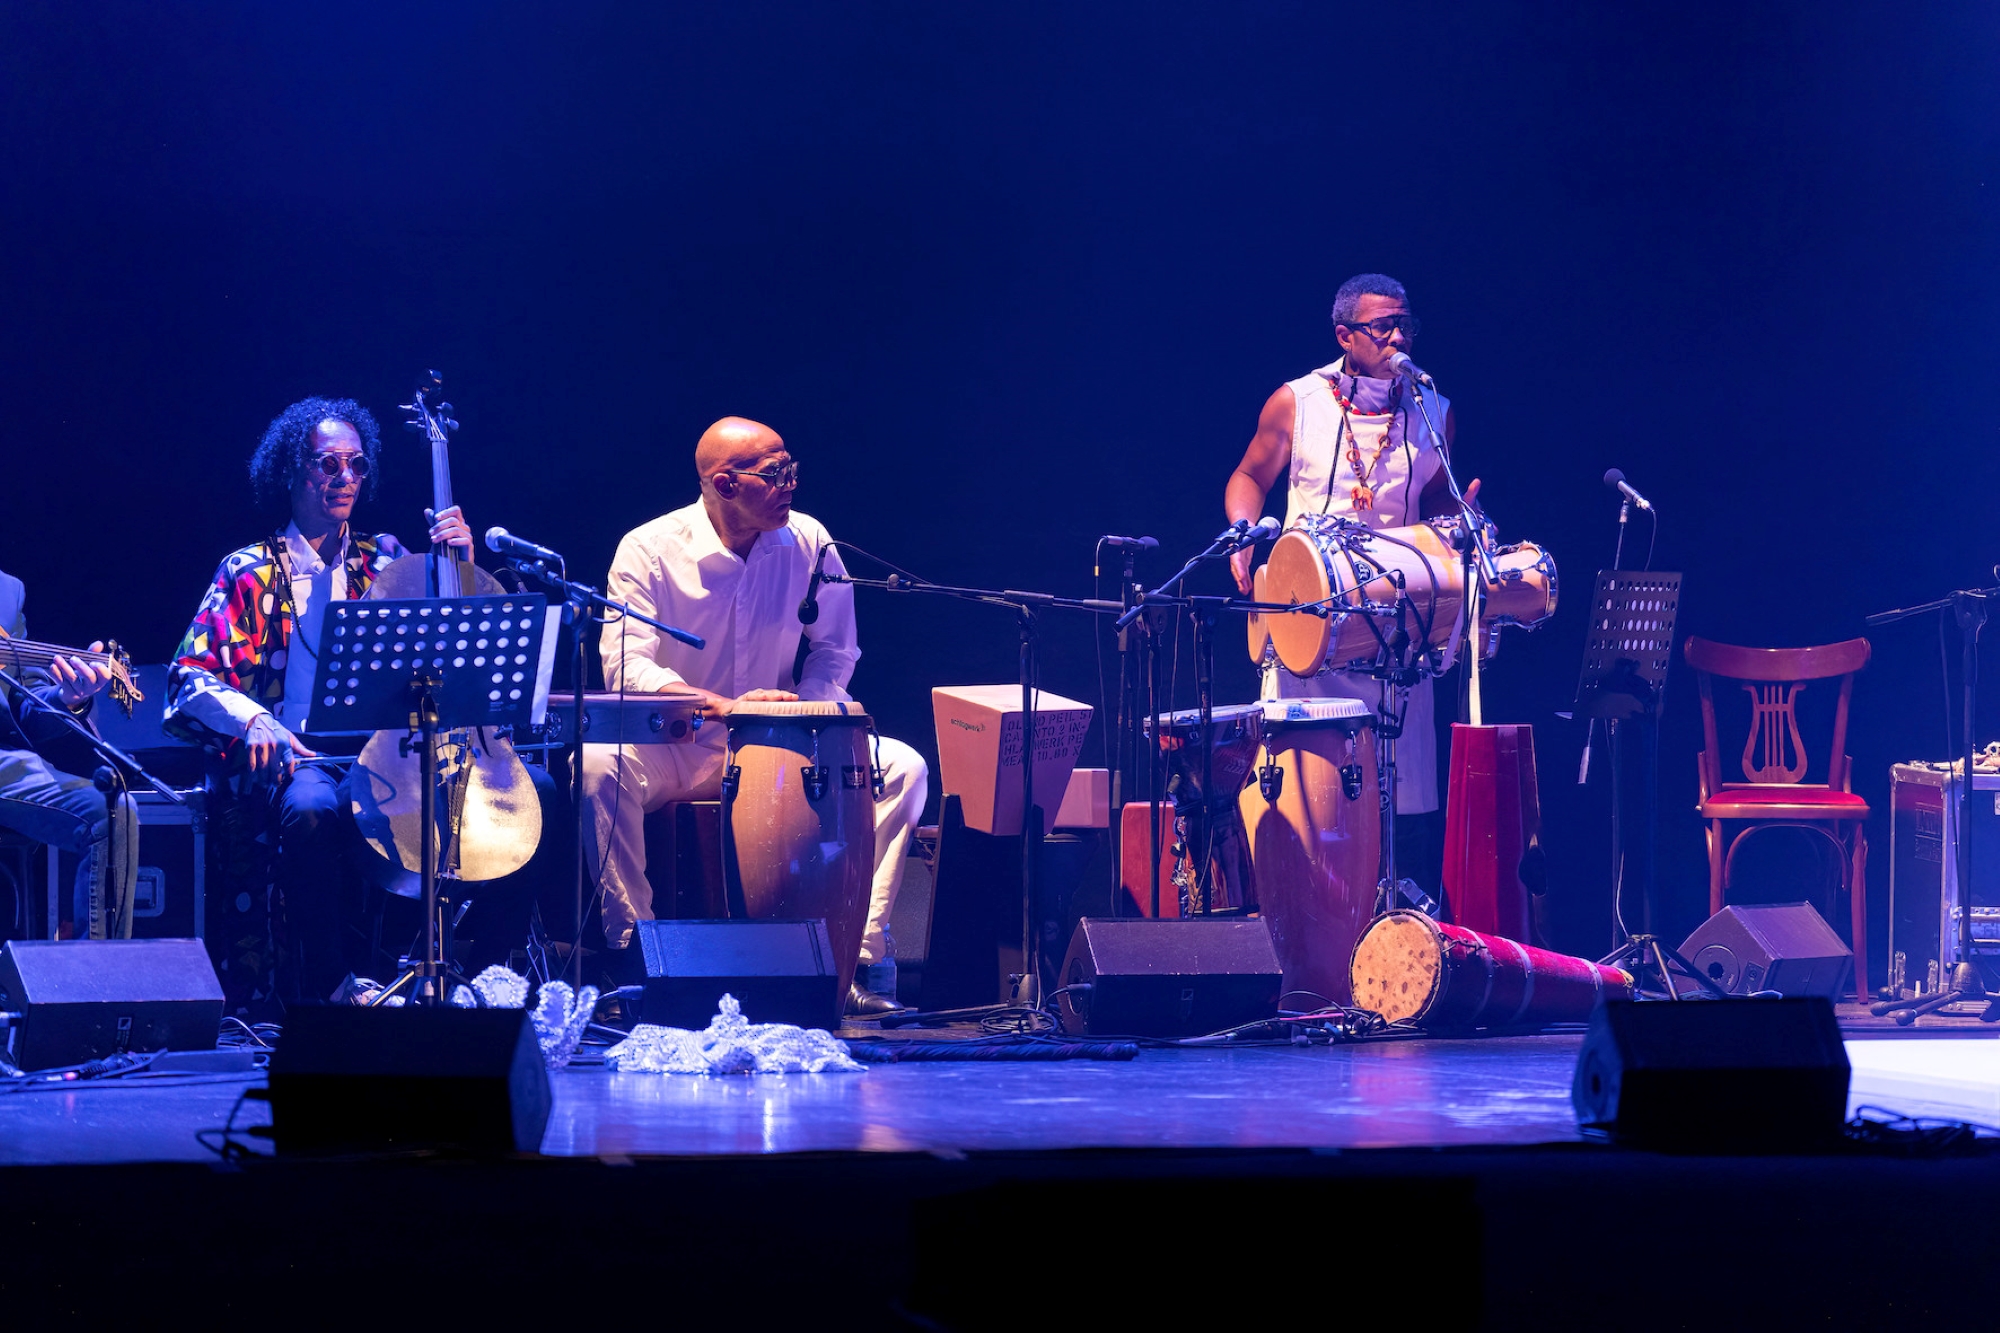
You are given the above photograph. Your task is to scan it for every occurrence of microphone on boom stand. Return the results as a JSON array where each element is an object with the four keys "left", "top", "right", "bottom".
[
  {"left": 485, "top": 526, "right": 564, "bottom": 564},
  {"left": 793, "top": 540, "right": 834, "bottom": 684}
]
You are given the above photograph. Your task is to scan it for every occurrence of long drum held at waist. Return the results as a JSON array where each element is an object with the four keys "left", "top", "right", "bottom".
[{"left": 722, "top": 700, "right": 877, "bottom": 997}]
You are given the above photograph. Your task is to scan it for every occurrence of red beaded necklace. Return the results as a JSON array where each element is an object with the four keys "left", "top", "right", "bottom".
[{"left": 1329, "top": 376, "right": 1399, "bottom": 511}]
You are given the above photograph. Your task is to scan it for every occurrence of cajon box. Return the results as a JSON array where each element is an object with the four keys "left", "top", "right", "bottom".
[{"left": 932, "top": 686, "right": 1093, "bottom": 836}]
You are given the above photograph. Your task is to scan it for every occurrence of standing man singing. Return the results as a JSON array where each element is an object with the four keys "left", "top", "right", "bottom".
[
  {"left": 582, "top": 416, "right": 928, "bottom": 1017},
  {"left": 1224, "top": 273, "right": 1476, "bottom": 888}
]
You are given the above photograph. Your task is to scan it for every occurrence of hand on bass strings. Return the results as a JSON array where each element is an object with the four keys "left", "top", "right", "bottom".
[
  {"left": 423, "top": 505, "right": 474, "bottom": 552},
  {"left": 660, "top": 685, "right": 799, "bottom": 721},
  {"left": 49, "top": 642, "right": 113, "bottom": 708},
  {"left": 244, "top": 713, "right": 318, "bottom": 783}
]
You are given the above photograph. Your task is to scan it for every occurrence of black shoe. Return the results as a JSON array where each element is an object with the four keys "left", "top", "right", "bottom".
[{"left": 846, "top": 982, "right": 905, "bottom": 1017}]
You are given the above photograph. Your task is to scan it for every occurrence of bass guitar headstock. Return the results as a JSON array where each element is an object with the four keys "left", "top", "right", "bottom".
[
  {"left": 103, "top": 640, "right": 141, "bottom": 718},
  {"left": 401, "top": 369, "right": 458, "bottom": 442}
]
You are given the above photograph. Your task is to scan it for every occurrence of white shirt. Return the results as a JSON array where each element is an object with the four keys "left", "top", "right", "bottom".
[
  {"left": 601, "top": 502, "right": 858, "bottom": 706},
  {"left": 1283, "top": 358, "right": 1450, "bottom": 531},
  {"left": 274, "top": 522, "right": 346, "bottom": 735}
]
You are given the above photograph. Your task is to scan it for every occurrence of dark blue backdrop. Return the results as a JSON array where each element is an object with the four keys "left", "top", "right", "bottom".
[{"left": 4, "top": 1, "right": 1996, "bottom": 967}]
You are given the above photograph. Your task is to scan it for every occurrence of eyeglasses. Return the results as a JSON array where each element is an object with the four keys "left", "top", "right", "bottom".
[
  {"left": 723, "top": 461, "right": 800, "bottom": 490},
  {"left": 309, "top": 452, "right": 372, "bottom": 480},
  {"left": 1340, "top": 313, "right": 1421, "bottom": 340}
]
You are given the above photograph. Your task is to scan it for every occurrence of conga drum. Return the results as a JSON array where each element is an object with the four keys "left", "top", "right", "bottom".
[
  {"left": 1238, "top": 698, "right": 1380, "bottom": 1006},
  {"left": 722, "top": 701, "right": 877, "bottom": 998},
  {"left": 1148, "top": 703, "right": 1264, "bottom": 914},
  {"left": 1349, "top": 910, "right": 1634, "bottom": 1029}
]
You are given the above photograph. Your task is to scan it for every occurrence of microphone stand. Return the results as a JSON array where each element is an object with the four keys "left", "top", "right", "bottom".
[
  {"left": 1867, "top": 584, "right": 2000, "bottom": 1022},
  {"left": 501, "top": 555, "right": 705, "bottom": 989},
  {"left": 1104, "top": 542, "right": 1147, "bottom": 915},
  {"left": 834, "top": 561, "right": 1300, "bottom": 1005}
]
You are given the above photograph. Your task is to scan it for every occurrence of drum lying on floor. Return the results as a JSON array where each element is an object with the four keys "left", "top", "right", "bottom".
[{"left": 1349, "top": 910, "right": 1633, "bottom": 1029}]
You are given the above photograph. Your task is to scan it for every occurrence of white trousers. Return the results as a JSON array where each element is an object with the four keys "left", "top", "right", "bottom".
[{"left": 582, "top": 732, "right": 928, "bottom": 965}]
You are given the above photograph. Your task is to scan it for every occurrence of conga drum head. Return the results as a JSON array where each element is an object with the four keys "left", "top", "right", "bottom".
[
  {"left": 1348, "top": 911, "right": 1445, "bottom": 1024},
  {"left": 1261, "top": 528, "right": 1334, "bottom": 676}
]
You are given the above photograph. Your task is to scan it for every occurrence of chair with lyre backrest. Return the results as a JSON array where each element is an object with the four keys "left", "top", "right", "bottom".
[{"left": 1683, "top": 637, "right": 1871, "bottom": 1000}]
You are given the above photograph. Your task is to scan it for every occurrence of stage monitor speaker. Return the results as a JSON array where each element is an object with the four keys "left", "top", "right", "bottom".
[
  {"left": 1571, "top": 997, "right": 1850, "bottom": 1151},
  {"left": 635, "top": 918, "right": 842, "bottom": 1031},
  {"left": 0, "top": 938, "right": 222, "bottom": 1071},
  {"left": 1676, "top": 902, "right": 1852, "bottom": 998},
  {"left": 1056, "top": 917, "right": 1283, "bottom": 1038},
  {"left": 268, "top": 1006, "right": 550, "bottom": 1155}
]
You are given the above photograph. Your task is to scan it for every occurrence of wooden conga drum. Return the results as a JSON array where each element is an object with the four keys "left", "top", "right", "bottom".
[
  {"left": 1237, "top": 698, "right": 1380, "bottom": 1006},
  {"left": 722, "top": 701, "right": 877, "bottom": 998}
]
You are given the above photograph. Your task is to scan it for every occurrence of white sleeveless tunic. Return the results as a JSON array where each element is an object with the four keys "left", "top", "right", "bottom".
[{"left": 1271, "top": 358, "right": 1452, "bottom": 815}]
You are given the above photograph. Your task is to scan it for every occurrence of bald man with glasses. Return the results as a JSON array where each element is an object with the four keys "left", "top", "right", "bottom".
[
  {"left": 582, "top": 416, "right": 928, "bottom": 1017},
  {"left": 1224, "top": 273, "right": 1477, "bottom": 892}
]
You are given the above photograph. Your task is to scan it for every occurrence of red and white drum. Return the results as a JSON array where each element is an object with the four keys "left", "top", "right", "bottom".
[
  {"left": 722, "top": 700, "right": 877, "bottom": 997},
  {"left": 1237, "top": 698, "right": 1380, "bottom": 1007},
  {"left": 1349, "top": 910, "right": 1633, "bottom": 1029}
]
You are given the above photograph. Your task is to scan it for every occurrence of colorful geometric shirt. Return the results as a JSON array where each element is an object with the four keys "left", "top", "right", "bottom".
[{"left": 165, "top": 530, "right": 405, "bottom": 756}]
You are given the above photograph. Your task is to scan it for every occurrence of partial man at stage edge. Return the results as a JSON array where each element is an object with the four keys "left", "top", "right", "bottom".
[
  {"left": 1224, "top": 272, "right": 1477, "bottom": 887},
  {"left": 0, "top": 570, "right": 138, "bottom": 939},
  {"left": 582, "top": 416, "right": 928, "bottom": 1017},
  {"left": 163, "top": 398, "right": 561, "bottom": 1009}
]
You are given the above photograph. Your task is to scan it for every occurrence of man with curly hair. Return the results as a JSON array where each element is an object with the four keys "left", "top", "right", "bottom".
[{"left": 166, "top": 397, "right": 548, "bottom": 1006}]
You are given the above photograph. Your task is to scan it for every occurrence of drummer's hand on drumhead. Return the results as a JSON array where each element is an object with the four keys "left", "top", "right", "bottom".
[
  {"left": 1230, "top": 545, "right": 1255, "bottom": 595},
  {"left": 737, "top": 688, "right": 799, "bottom": 706},
  {"left": 424, "top": 505, "right": 474, "bottom": 552}
]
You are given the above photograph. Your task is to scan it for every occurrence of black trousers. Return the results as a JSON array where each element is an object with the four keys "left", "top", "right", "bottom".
[{"left": 239, "top": 758, "right": 566, "bottom": 1004}]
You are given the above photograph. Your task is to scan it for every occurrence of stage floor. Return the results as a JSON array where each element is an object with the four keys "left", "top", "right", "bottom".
[{"left": 8, "top": 1013, "right": 2000, "bottom": 1167}]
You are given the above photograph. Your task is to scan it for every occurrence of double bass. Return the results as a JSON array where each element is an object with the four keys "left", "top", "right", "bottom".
[{"left": 348, "top": 372, "right": 542, "bottom": 893}]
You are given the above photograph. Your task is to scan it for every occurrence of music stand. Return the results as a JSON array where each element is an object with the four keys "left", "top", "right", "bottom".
[
  {"left": 1573, "top": 570, "right": 1681, "bottom": 964},
  {"left": 309, "top": 593, "right": 555, "bottom": 1004}
]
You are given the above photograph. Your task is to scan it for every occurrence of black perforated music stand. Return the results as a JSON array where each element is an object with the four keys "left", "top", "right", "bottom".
[
  {"left": 309, "top": 594, "right": 555, "bottom": 1003},
  {"left": 1573, "top": 571, "right": 1681, "bottom": 967}
]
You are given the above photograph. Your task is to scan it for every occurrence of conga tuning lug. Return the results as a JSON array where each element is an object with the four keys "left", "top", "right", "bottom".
[
  {"left": 802, "top": 765, "right": 831, "bottom": 800},
  {"left": 1340, "top": 763, "right": 1365, "bottom": 800},
  {"left": 721, "top": 764, "right": 741, "bottom": 798},
  {"left": 1258, "top": 763, "right": 1284, "bottom": 801}
]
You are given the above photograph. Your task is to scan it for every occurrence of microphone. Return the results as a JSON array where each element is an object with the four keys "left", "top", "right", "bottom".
[
  {"left": 1100, "top": 535, "right": 1159, "bottom": 551},
  {"left": 1243, "top": 516, "right": 1281, "bottom": 544},
  {"left": 1211, "top": 518, "right": 1250, "bottom": 545},
  {"left": 1387, "top": 351, "right": 1434, "bottom": 387},
  {"left": 1602, "top": 468, "right": 1654, "bottom": 512},
  {"left": 485, "top": 527, "right": 563, "bottom": 563},
  {"left": 798, "top": 541, "right": 833, "bottom": 626}
]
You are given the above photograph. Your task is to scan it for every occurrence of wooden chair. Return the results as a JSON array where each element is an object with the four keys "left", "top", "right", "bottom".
[{"left": 1684, "top": 637, "right": 1871, "bottom": 1000}]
